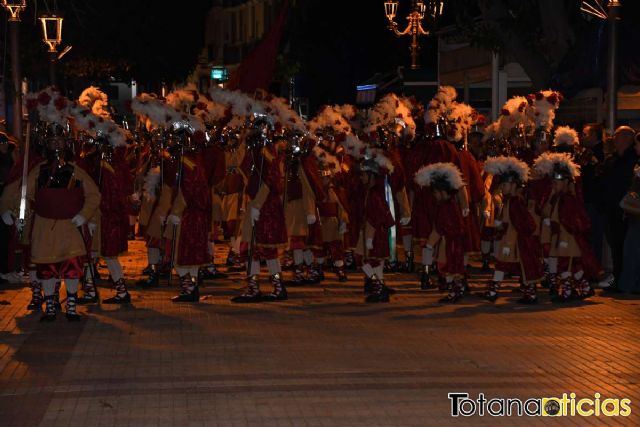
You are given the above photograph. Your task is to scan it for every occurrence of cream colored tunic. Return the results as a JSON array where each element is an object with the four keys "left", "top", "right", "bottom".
[{"left": 2, "top": 162, "right": 101, "bottom": 264}]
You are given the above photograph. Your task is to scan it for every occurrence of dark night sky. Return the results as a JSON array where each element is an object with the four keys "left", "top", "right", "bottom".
[
  {"left": 4, "top": 0, "right": 638, "bottom": 109},
  {"left": 5, "top": 0, "right": 441, "bottom": 102}
]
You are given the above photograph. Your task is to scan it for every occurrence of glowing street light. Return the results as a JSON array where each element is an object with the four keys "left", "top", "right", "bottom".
[
  {"left": 39, "top": 14, "right": 64, "bottom": 85},
  {"left": 384, "top": 0, "right": 444, "bottom": 70},
  {"left": 1, "top": 0, "right": 26, "bottom": 140}
]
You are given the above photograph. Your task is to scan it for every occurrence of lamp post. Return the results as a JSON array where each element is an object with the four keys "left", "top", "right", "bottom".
[
  {"left": 384, "top": 0, "right": 444, "bottom": 70},
  {"left": 581, "top": 0, "right": 621, "bottom": 134},
  {"left": 39, "top": 14, "right": 63, "bottom": 86},
  {"left": 1, "top": 0, "right": 26, "bottom": 141}
]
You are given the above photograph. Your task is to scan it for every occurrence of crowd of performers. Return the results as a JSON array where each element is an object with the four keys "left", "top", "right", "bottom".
[{"left": 0, "top": 84, "right": 616, "bottom": 321}]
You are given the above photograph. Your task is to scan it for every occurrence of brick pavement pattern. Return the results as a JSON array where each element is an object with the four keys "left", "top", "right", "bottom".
[{"left": 0, "top": 239, "right": 638, "bottom": 426}]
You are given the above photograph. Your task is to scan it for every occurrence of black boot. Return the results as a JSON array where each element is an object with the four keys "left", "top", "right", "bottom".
[
  {"left": 263, "top": 273, "right": 288, "bottom": 302},
  {"left": 103, "top": 279, "right": 131, "bottom": 304},
  {"left": 142, "top": 264, "right": 154, "bottom": 275},
  {"left": 406, "top": 251, "right": 415, "bottom": 273},
  {"left": 65, "top": 292, "right": 82, "bottom": 321},
  {"left": 40, "top": 295, "right": 57, "bottom": 322},
  {"left": 231, "top": 275, "right": 262, "bottom": 303},
  {"left": 287, "top": 265, "right": 306, "bottom": 287},
  {"left": 172, "top": 274, "right": 200, "bottom": 302},
  {"left": 304, "top": 263, "right": 321, "bottom": 284},
  {"left": 517, "top": 283, "right": 538, "bottom": 304},
  {"left": 335, "top": 264, "right": 348, "bottom": 282},
  {"left": 77, "top": 276, "right": 99, "bottom": 305},
  {"left": 365, "top": 275, "right": 390, "bottom": 303},
  {"left": 439, "top": 279, "right": 464, "bottom": 303},
  {"left": 483, "top": 280, "right": 500, "bottom": 302},
  {"left": 137, "top": 266, "right": 160, "bottom": 288},
  {"left": 552, "top": 276, "right": 573, "bottom": 303},
  {"left": 27, "top": 280, "right": 43, "bottom": 311},
  {"left": 420, "top": 265, "right": 433, "bottom": 290}
]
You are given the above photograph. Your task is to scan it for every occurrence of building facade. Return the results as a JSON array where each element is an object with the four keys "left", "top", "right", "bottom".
[{"left": 194, "top": 0, "right": 283, "bottom": 91}]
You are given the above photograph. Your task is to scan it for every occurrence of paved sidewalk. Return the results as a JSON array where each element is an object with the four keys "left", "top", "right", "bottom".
[{"left": 0, "top": 240, "right": 638, "bottom": 426}]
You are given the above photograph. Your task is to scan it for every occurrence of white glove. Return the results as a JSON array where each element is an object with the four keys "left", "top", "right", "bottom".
[
  {"left": 130, "top": 193, "right": 140, "bottom": 203},
  {"left": 1, "top": 211, "right": 14, "bottom": 226},
  {"left": 483, "top": 211, "right": 490, "bottom": 219},
  {"left": 559, "top": 240, "right": 569, "bottom": 249},
  {"left": 399, "top": 217, "right": 411, "bottom": 226},
  {"left": 168, "top": 214, "right": 181, "bottom": 225},
  {"left": 462, "top": 208, "right": 470, "bottom": 218},
  {"left": 88, "top": 222, "right": 97, "bottom": 236},
  {"left": 502, "top": 246, "right": 511, "bottom": 256},
  {"left": 338, "top": 222, "right": 347, "bottom": 234},
  {"left": 365, "top": 238, "right": 374, "bottom": 250},
  {"left": 71, "top": 214, "right": 87, "bottom": 227},
  {"left": 543, "top": 218, "right": 551, "bottom": 226},
  {"left": 251, "top": 207, "right": 260, "bottom": 224},
  {"left": 307, "top": 214, "right": 317, "bottom": 225},
  {"left": 494, "top": 220, "right": 503, "bottom": 228}
]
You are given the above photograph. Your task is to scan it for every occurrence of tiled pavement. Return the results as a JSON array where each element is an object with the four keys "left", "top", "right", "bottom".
[{"left": 0, "top": 239, "right": 639, "bottom": 426}]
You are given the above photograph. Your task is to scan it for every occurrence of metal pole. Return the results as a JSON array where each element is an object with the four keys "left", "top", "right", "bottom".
[
  {"left": 8, "top": 20, "right": 22, "bottom": 142},
  {"left": 48, "top": 52, "right": 56, "bottom": 86},
  {"left": 606, "top": 0, "right": 621, "bottom": 134}
]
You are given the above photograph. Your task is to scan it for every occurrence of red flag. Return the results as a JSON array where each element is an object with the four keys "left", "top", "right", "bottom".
[{"left": 227, "top": 0, "right": 290, "bottom": 93}]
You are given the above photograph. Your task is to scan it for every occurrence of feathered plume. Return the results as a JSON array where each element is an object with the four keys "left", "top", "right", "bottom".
[
  {"left": 131, "top": 93, "right": 179, "bottom": 128},
  {"left": 208, "top": 87, "right": 266, "bottom": 128},
  {"left": 78, "top": 86, "right": 111, "bottom": 119},
  {"left": 532, "top": 152, "right": 581, "bottom": 180},
  {"left": 424, "top": 86, "right": 458, "bottom": 124},
  {"left": 528, "top": 89, "right": 563, "bottom": 131},
  {"left": 483, "top": 156, "right": 530, "bottom": 183},
  {"left": 414, "top": 162, "right": 464, "bottom": 190},
  {"left": 165, "top": 85, "right": 199, "bottom": 112},
  {"left": 26, "top": 86, "right": 70, "bottom": 128},
  {"left": 447, "top": 102, "right": 479, "bottom": 142},
  {"left": 553, "top": 126, "right": 579, "bottom": 147},
  {"left": 263, "top": 95, "right": 307, "bottom": 132},
  {"left": 365, "top": 93, "right": 416, "bottom": 139},
  {"left": 69, "top": 103, "right": 128, "bottom": 147},
  {"left": 312, "top": 145, "right": 341, "bottom": 175},
  {"left": 308, "top": 105, "right": 353, "bottom": 135}
]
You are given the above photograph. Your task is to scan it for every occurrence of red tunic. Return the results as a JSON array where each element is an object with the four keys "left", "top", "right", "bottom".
[
  {"left": 242, "top": 146, "right": 287, "bottom": 248},
  {"left": 433, "top": 197, "right": 465, "bottom": 276},
  {"left": 558, "top": 193, "right": 603, "bottom": 280},
  {"left": 455, "top": 150, "right": 483, "bottom": 252},
  {"left": 502, "top": 195, "right": 544, "bottom": 282},
  {"left": 176, "top": 153, "right": 211, "bottom": 266},
  {"left": 366, "top": 175, "right": 395, "bottom": 259},
  {"left": 99, "top": 147, "right": 130, "bottom": 257}
]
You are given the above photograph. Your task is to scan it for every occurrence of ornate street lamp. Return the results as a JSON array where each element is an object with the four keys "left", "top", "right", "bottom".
[
  {"left": 581, "top": 0, "right": 621, "bottom": 133},
  {"left": 384, "top": 0, "right": 444, "bottom": 70},
  {"left": 1, "top": 0, "right": 25, "bottom": 21},
  {"left": 1, "top": 0, "right": 26, "bottom": 141},
  {"left": 39, "top": 14, "right": 63, "bottom": 85}
]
